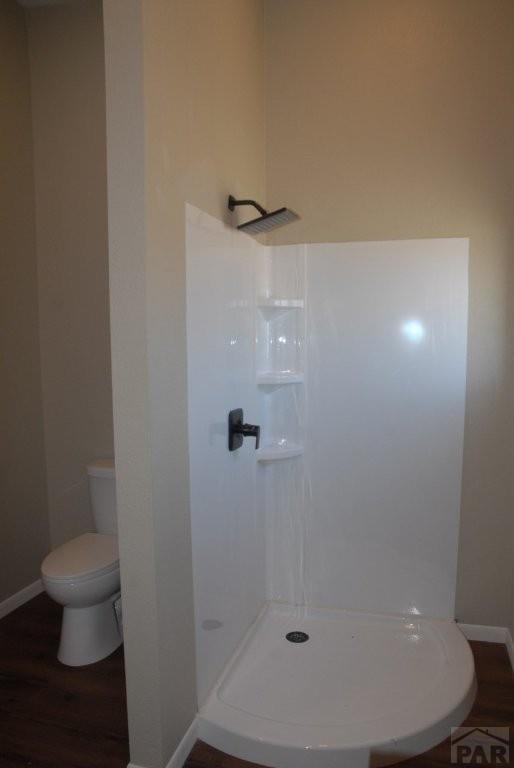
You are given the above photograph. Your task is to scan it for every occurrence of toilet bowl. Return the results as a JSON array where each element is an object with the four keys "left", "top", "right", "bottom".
[
  {"left": 41, "top": 459, "right": 122, "bottom": 666},
  {"left": 42, "top": 532, "right": 121, "bottom": 666}
]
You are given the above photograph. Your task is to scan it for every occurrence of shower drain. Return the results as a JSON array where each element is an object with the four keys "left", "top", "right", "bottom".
[{"left": 285, "top": 631, "right": 309, "bottom": 643}]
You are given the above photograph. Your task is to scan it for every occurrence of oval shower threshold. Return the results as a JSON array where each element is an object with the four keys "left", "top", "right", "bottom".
[{"left": 197, "top": 602, "right": 476, "bottom": 768}]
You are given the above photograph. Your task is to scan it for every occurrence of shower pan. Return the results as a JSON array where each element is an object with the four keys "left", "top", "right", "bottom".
[
  {"left": 199, "top": 604, "right": 475, "bottom": 768},
  {"left": 186, "top": 204, "right": 474, "bottom": 768}
]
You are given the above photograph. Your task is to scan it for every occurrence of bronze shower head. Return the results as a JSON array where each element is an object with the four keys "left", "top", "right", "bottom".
[{"left": 228, "top": 195, "right": 299, "bottom": 235}]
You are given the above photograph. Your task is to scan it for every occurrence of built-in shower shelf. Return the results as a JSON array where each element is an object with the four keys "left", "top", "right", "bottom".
[
  {"left": 258, "top": 298, "right": 303, "bottom": 308},
  {"left": 257, "top": 298, "right": 304, "bottom": 319},
  {"left": 256, "top": 443, "right": 304, "bottom": 462},
  {"left": 257, "top": 371, "right": 304, "bottom": 386}
]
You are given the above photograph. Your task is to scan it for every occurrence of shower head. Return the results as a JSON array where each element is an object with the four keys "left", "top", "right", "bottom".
[{"left": 228, "top": 195, "right": 299, "bottom": 235}]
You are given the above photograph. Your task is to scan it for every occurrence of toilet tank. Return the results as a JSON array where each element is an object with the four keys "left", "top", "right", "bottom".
[{"left": 87, "top": 459, "right": 117, "bottom": 535}]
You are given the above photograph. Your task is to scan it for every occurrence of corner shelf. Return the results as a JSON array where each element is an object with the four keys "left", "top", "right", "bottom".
[
  {"left": 258, "top": 298, "right": 304, "bottom": 309},
  {"left": 257, "top": 443, "right": 304, "bottom": 462},
  {"left": 257, "top": 298, "right": 304, "bottom": 319},
  {"left": 257, "top": 371, "right": 304, "bottom": 386}
]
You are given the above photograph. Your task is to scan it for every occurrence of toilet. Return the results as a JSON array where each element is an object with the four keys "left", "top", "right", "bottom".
[{"left": 41, "top": 459, "right": 121, "bottom": 667}]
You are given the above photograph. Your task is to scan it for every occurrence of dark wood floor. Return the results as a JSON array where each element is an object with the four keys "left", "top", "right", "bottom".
[
  {"left": 0, "top": 593, "right": 129, "bottom": 768},
  {"left": 1, "top": 596, "right": 512, "bottom": 768},
  {"left": 185, "top": 641, "right": 514, "bottom": 768}
]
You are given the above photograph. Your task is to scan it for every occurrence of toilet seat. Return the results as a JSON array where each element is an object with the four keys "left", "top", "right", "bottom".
[{"left": 42, "top": 533, "right": 119, "bottom": 583}]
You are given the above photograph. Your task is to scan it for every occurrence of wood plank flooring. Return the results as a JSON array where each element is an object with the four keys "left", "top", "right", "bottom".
[
  {"left": 0, "top": 593, "right": 129, "bottom": 768},
  {"left": 1, "top": 594, "right": 512, "bottom": 768},
  {"left": 184, "top": 641, "right": 514, "bottom": 768}
]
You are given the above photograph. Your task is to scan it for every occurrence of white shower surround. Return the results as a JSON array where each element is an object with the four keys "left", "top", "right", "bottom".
[
  {"left": 302, "top": 238, "right": 466, "bottom": 617},
  {"left": 186, "top": 205, "right": 266, "bottom": 705},
  {"left": 186, "top": 205, "right": 472, "bottom": 766}
]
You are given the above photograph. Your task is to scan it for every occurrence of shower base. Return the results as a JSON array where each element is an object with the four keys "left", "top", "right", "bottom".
[{"left": 198, "top": 602, "right": 476, "bottom": 768}]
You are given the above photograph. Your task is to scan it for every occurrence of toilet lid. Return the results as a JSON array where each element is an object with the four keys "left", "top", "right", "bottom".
[{"left": 42, "top": 533, "right": 119, "bottom": 581}]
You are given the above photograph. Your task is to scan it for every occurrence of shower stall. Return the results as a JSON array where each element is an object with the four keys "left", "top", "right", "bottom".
[{"left": 185, "top": 204, "right": 475, "bottom": 768}]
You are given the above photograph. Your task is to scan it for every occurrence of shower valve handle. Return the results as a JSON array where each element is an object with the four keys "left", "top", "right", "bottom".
[
  {"left": 228, "top": 409, "right": 260, "bottom": 451},
  {"left": 239, "top": 422, "right": 260, "bottom": 449}
]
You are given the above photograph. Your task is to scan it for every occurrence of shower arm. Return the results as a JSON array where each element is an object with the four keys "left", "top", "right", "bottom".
[{"left": 228, "top": 195, "right": 268, "bottom": 217}]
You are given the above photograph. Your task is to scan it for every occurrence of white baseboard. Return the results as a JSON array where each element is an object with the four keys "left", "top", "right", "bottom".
[
  {"left": 458, "top": 622, "right": 508, "bottom": 643},
  {"left": 127, "top": 717, "right": 198, "bottom": 768},
  {"left": 0, "top": 579, "right": 43, "bottom": 620},
  {"left": 458, "top": 622, "right": 514, "bottom": 671},
  {"left": 506, "top": 629, "right": 514, "bottom": 671},
  {"left": 165, "top": 718, "right": 198, "bottom": 768}
]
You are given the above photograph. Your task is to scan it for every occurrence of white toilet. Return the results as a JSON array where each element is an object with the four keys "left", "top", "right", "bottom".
[{"left": 41, "top": 458, "right": 121, "bottom": 667}]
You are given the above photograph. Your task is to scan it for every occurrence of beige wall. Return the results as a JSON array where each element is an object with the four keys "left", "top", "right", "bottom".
[
  {"left": 265, "top": 0, "right": 514, "bottom": 630},
  {"left": 0, "top": 0, "right": 111, "bottom": 604},
  {"left": 27, "top": 0, "right": 113, "bottom": 548},
  {"left": 103, "top": 0, "right": 265, "bottom": 765},
  {"left": 0, "top": 0, "right": 50, "bottom": 603}
]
